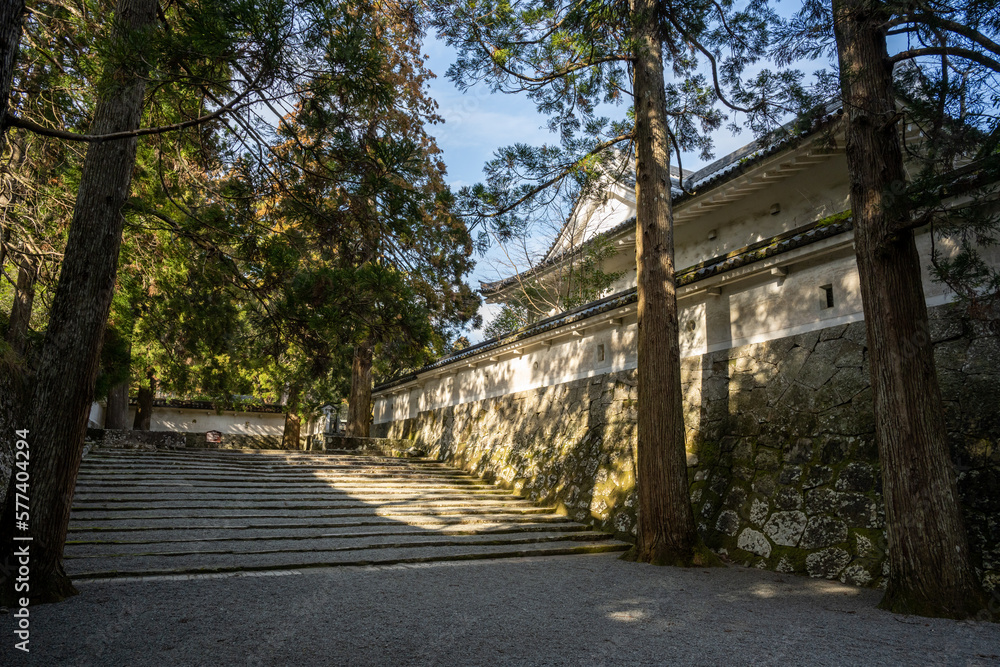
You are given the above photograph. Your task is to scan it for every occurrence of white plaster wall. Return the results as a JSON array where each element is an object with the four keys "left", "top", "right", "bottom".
[
  {"left": 374, "top": 146, "right": 994, "bottom": 423},
  {"left": 374, "top": 229, "right": 971, "bottom": 424},
  {"left": 88, "top": 403, "right": 105, "bottom": 428},
  {"left": 123, "top": 407, "right": 287, "bottom": 435}
]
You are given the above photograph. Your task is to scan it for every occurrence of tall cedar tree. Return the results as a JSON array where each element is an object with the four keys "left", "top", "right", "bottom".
[
  {"left": 429, "top": 0, "right": 800, "bottom": 564},
  {"left": 0, "top": 0, "right": 159, "bottom": 604},
  {"left": 778, "top": 0, "right": 998, "bottom": 618},
  {"left": 0, "top": 0, "right": 290, "bottom": 603},
  {"left": 256, "top": 1, "right": 479, "bottom": 437}
]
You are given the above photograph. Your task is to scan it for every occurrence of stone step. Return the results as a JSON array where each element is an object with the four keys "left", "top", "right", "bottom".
[
  {"left": 76, "top": 470, "right": 480, "bottom": 482},
  {"left": 69, "top": 498, "right": 543, "bottom": 513},
  {"left": 66, "top": 522, "right": 590, "bottom": 545},
  {"left": 65, "top": 540, "right": 630, "bottom": 580},
  {"left": 86, "top": 451, "right": 445, "bottom": 467},
  {"left": 68, "top": 514, "right": 575, "bottom": 533},
  {"left": 74, "top": 484, "right": 515, "bottom": 498},
  {"left": 65, "top": 529, "right": 613, "bottom": 558},
  {"left": 69, "top": 506, "right": 560, "bottom": 522},
  {"left": 69, "top": 449, "right": 622, "bottom": 579}
]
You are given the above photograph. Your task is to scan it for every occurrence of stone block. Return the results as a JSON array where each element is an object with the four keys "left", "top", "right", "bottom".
[
  {"left": 737, "top": 528, "right": 772, "bottom": 557},
  {"left": 800, "top": 516, "right": 848, "bottom": 549},
  {"left": 778, "top": 465, "right": 803, "bottom": 486},
  {"left": 784, "top": 438, "right": 814, "bottom": 464},
  {"left": 834, "top": 340, "right": 866, "bottom": 368},
  {"left": 963, "top": 336, "right": 1000, "bottom": 375},
  {"left": 752, "top": 472, "right": 778, "bottom": 497},
  {"left": 835, "top": 492, "right": 879, "bottom": 527},
  {"left": 802, "top": 465, "right": 834, "bottom": 489},
  {"left": 797, "top": 347, "right": 841, "bottom": 390},
  {"left": 774, "top": 488, "right": 804, "bottom": 510},
  {"left": 716, "top": 509, "right": 740, "bottom": 536},
  {"left": 806, "top": 548, "right": 852, "bottom": 579},
  {"left": 792, "top": 331, "right": 820, "bottom": 353},
  {"left": 764, "top": 510, "right": 808, "bottom": 546},
  {"left": 724, "top": 485, "right": 748, "bottom": 509},
  {"left": 835, "top": 462, "right": 876, "bottom": 492},
  {"left": 839, "top": 564, "right": 874, "bottom": 586},
  {"left": 806, "top": 489, "right": 840, "bottom": 515},
  {"left": 820, "top": 324, "right": 849, "bottom": 341},
  {"left": 830, "top": 366, "right": 869, "bottom": 403},
  {"left": 778, "top": 345, "right": 812, "bottom": 378},
  {"left": 749, "top": 498, "right": 769, "bottom": 527}
]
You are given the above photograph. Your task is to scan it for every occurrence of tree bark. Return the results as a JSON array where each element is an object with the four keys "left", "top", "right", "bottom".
[
  {"left": 281, "top": 383, "right": 302, "bottom": 449},
  {"left": 0, "top": 0, "right": 25, "bottom": 143},
  {"left": 104, "top": 381, "right": 130, "bottom": 429},
  {"left": 281, "top": 412, "right": 301, "bottom": 450},
  {"left": 629, "top": 0, "right": 702, "bottom": 565},
  {"left": 5, "top": 257, "right": 36, "bottom": 356},
  {"left": 346, "top": 341, "right": 373, "bottom": 438},
  {"left": 832, "top": 0, "right": 986, "bottom": 618},
  {"left": 0, "top": 0, "right": 157, "bottom": 604},
  {"left": 132, "top": 370, "right": 155, "bottom": 430}
]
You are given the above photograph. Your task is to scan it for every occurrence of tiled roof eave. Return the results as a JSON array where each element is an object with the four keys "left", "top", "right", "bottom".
[{"left": 480, "top": 111, "right": 844, "bottom": 296}]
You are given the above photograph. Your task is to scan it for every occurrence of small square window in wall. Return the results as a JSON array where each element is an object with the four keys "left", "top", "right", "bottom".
[
  {"left": 596, "top": 343, "right": 606, "bottom": 363},
  {"left": 821, "top": 284, "right": 835, "bottom": 309}
]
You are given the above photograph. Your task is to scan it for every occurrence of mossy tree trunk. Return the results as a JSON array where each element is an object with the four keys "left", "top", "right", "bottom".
[
  {"left": 832, "top": 0, "right": 986, "bottom": 618},
  {"left": 630, "top": 0, "right": 701, "bottom": 566},
  {"left": 0, "top": 0, "right": 158, "bottom": 605}
]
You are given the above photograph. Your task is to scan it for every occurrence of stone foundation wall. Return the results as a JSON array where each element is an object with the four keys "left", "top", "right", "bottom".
[
  {"left": 374, "top": 304, "right": 1000, "bottom": 590},
  {"left": 90, "top": 430, "right": 289, "bottom": 450}
]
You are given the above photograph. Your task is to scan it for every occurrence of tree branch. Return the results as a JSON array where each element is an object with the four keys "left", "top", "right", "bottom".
[
  {"left": 3, "top": 75, "right": 260, "bottom": 142},
  {"left": 889, "top": 46, "right": 1000, "bottom": 73},
  {"left": 470, "top": 133, "right": 633, "bottom": 220}
]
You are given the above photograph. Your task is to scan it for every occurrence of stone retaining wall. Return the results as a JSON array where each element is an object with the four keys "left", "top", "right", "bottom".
[
  {"left": 90, "top": 429, "right": 287, "bottom": 450},
  {"left": 374, "top": 304, "right": 1000, "bottom": 591}
]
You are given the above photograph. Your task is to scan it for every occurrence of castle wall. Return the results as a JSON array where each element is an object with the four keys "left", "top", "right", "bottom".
[
  {"left": 373, "top": 304, "right": 1000, "bottom": 591},
  {"left": 376, "top": 225, "right": 975, "bottom": 424}
]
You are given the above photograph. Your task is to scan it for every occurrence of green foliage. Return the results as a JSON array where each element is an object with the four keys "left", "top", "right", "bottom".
[
  {"left": 107, "top": 0, "right": 482, "bottom": 409},
  {"left": 484, "top": 302, "right": 530, "bottom": 340}
]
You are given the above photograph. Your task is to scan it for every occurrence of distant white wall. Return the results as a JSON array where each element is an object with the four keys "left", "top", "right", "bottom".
[
  {"left": 93, "top": 406, "right": 289, "bottom": 435},
  {"left": 88, "top": 403, "right": 105, "bottom": 428}
]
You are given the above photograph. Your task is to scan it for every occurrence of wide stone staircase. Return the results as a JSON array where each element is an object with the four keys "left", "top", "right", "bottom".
[{"left": 65, "top": 449, "right": 629, "bottom": 580}]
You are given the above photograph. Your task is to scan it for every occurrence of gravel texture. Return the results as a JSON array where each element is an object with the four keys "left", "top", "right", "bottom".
[{"left": 3, "top": 553, "right": 998, "bottom": 666}]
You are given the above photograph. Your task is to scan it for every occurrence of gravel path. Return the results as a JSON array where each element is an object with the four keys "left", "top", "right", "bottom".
[{"left": 3, "top": 553, "right": 998, "bottom": 666}]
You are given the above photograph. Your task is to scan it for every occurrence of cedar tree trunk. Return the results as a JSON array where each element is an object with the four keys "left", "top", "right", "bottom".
[
  {"left": 0, "top": 0, "right": 25, "bottom": 140},
  {"left": 0, "top": 0, "right": 157, "bottom": 604},
  {"left": 104, "top": 381, "right": 130, "bottom": 429},
  {"left": 346, "top": 341, "right": 373, "bottom": 438},
  {"left": 5, "top": 258, "right": 36, "bottom": 356},
  {"left": 630, "top": 0, "right": 701, "bottom": 565},
  {"left": 281, "top": 384, "right": 302, "bottom": 449},
  {"left": 281, "top": 412, "right": 301, "bottom": 450},
  {"left": 832, "top": 0, "right": 986, "bottom": 618},
  {"left": 132, "top": 370, "right": 155, "bottom": 430}
]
